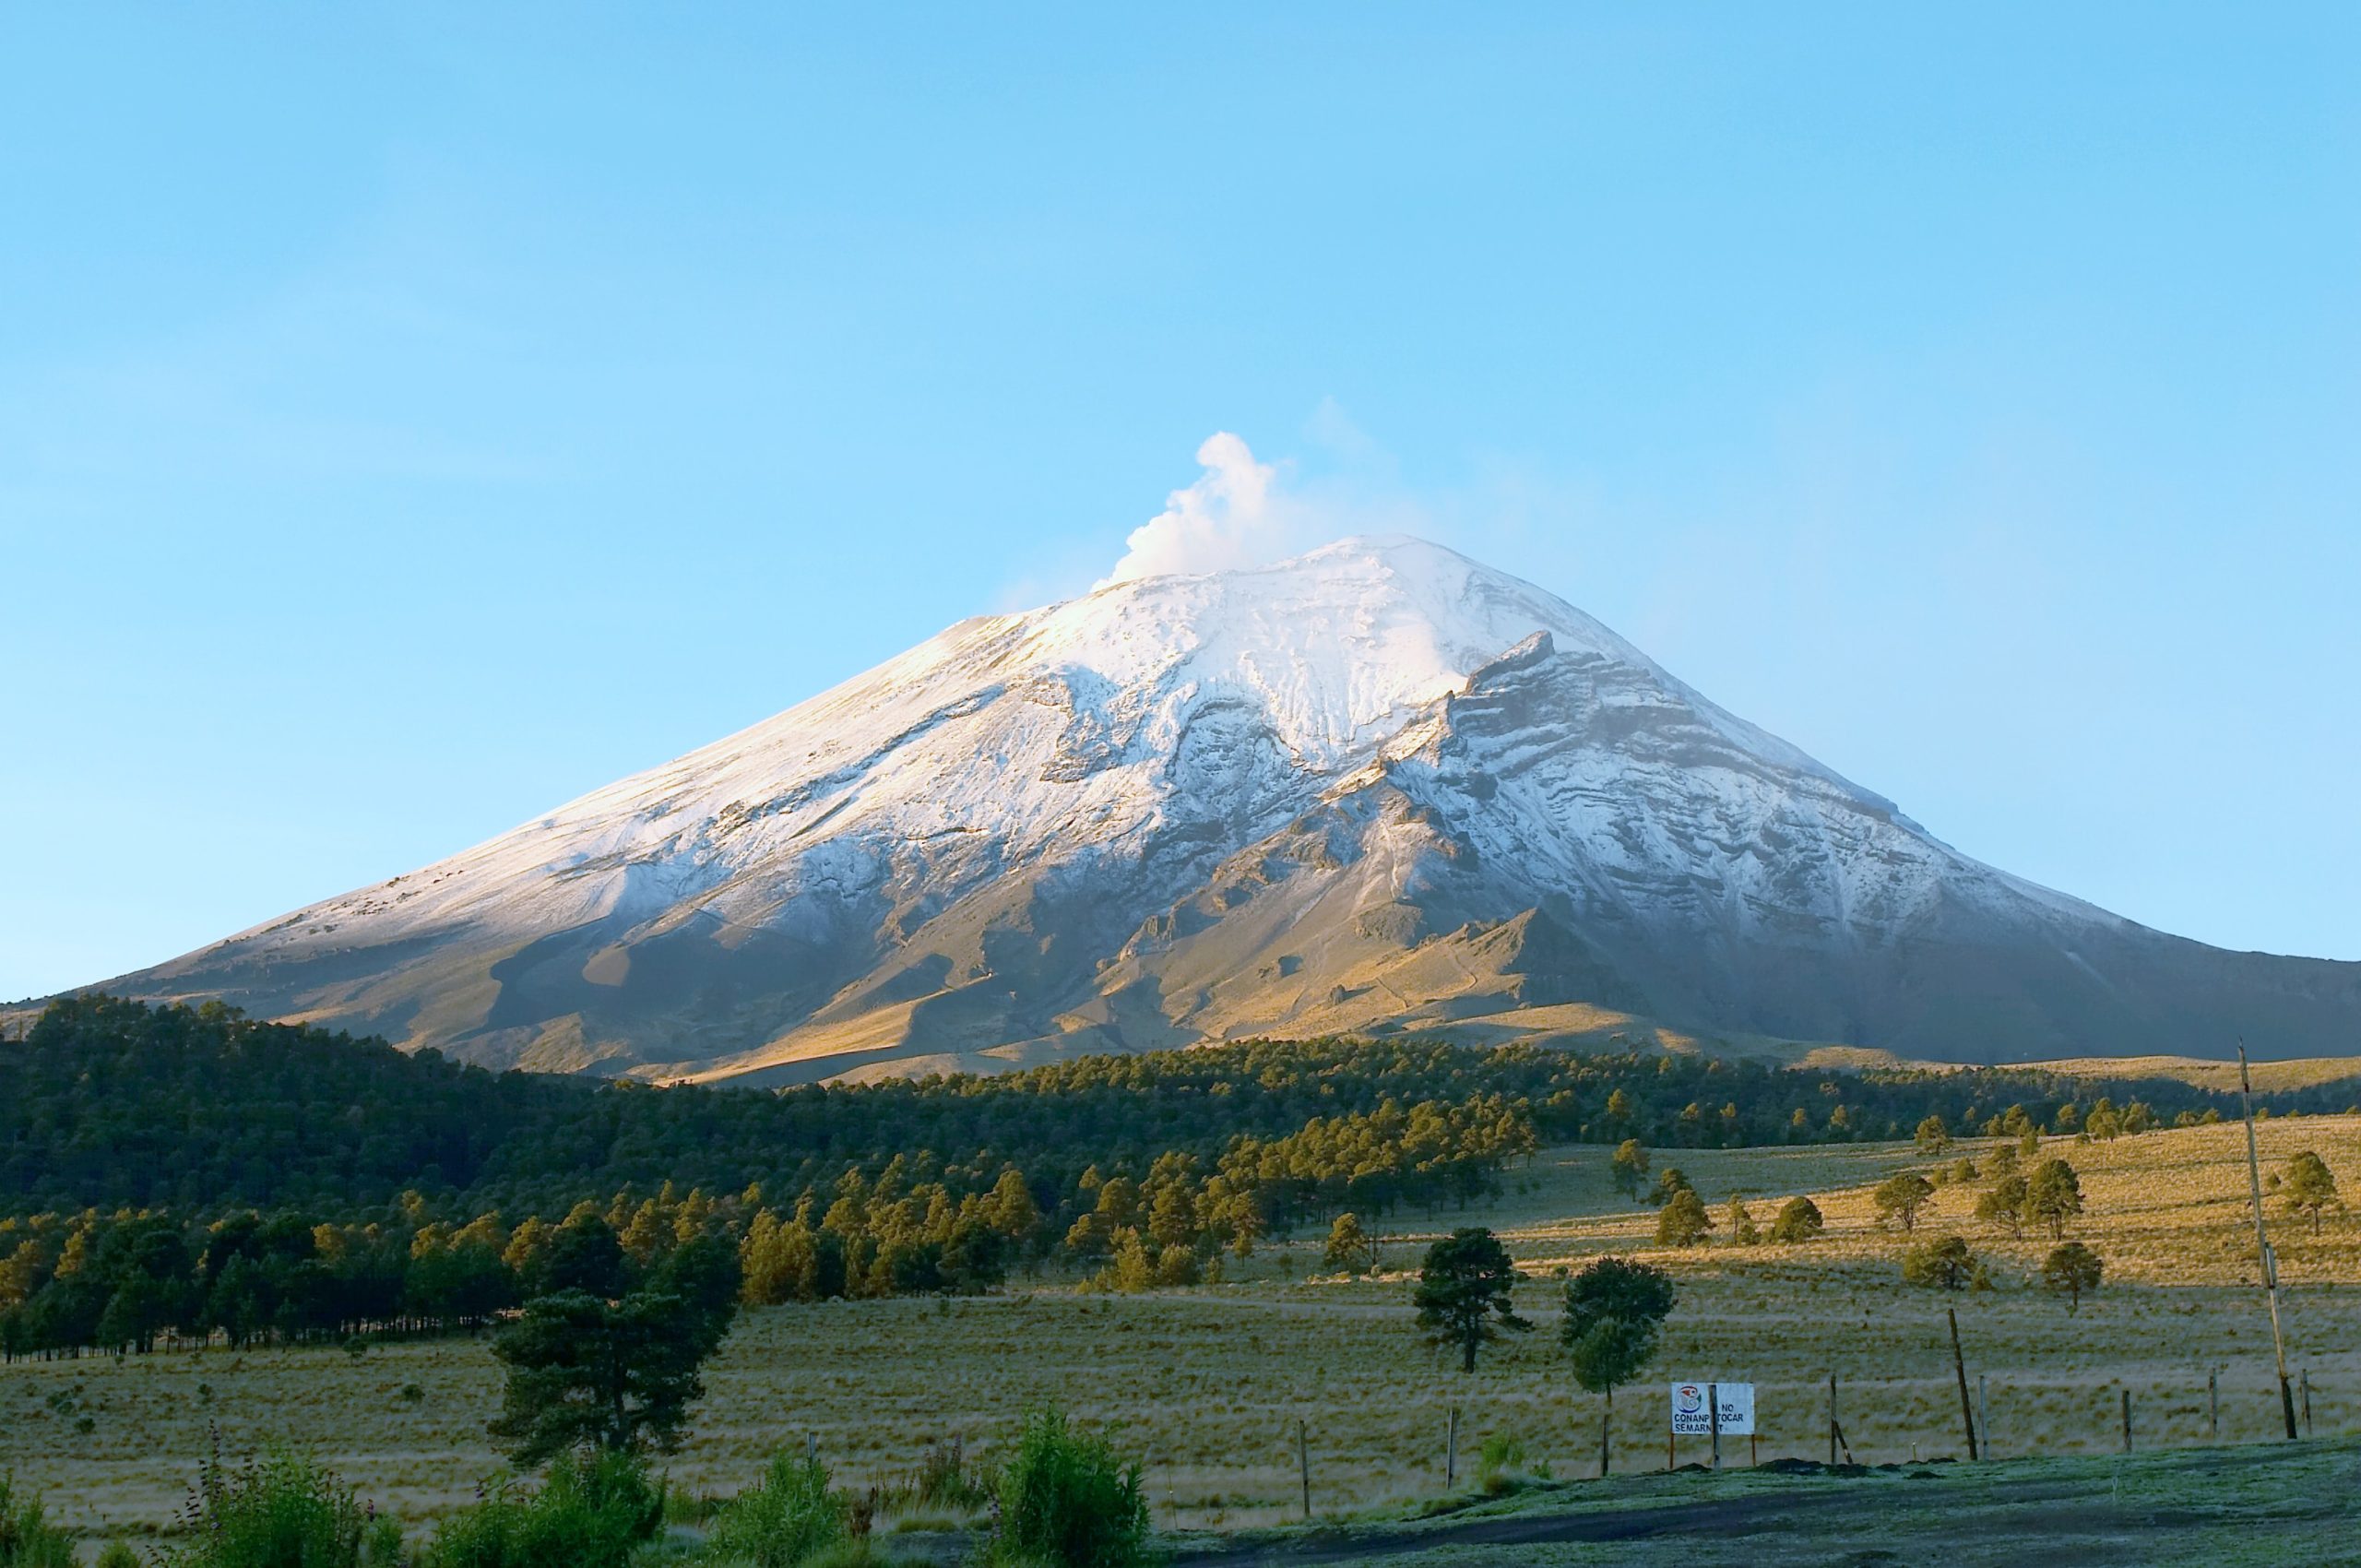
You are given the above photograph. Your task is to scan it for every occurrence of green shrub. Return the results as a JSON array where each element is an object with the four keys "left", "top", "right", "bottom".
[
  {"left": 424, "top": 1449, "right": 663, "bottom": 1568},
  {"left": 986, "top": 1409, "right": 1150, "bottom": 1568},
  {"left": 1475, "top": 1433, "right": 1530, "bottom": 1495},
  {"left": 96, "top": 1544, "right": 146, "bottom": 1568},
  {"left": 1901, "top": 1234, "right": 1977, "bottom": 1291},
  {"left": 706, "top": 1450, "right": 847, "bottom": 1568},
  {"left": 0, "top": 1473, "right": 77, "bottom": 1568},
  {"left": 159, "top": 1446, "right": 371, "bottom": 1568},
  {"left": 1766, "top": 1196, "right": 1824, "bottom": 1244},
  {"left": 794, "top": 1545, "right": 903, "bottom": 1568},
  {"left": 902, "top": 1436, "right": 991, "bottom": 1515}
]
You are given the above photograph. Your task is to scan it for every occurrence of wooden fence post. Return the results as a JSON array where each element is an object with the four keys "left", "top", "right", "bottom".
[
  {"left": 1948, "top": 1310, "right": 1979, "bottom": 1461},
  {"left": 1298, "top": 1419, "right": 1311, "bottom": 1521},
  {"left": 1709, "top": 1383, "right": 1721, "bottom": 1470},
  {"left": 2236, "top": 1041, "right": 2300, "bottom": 1441},
  {"left": 1977, "top": 1374, "right": 1989, "bottom": 1460},
  {"left": 2209, "top": 1370, "right": 2219, "bottom": 1442},
  {"left": 1445, "top": 1405, "right": 1457, "bottom": 1489},
  {"left": 2301, "top": 1369, "right": 2313, "bottom": 1437},
  {"left": 1828, "top": 1372, "right": 1837, "bottom": 1466},
  {"left": 2121, "top": 1388, "right": 2133, "bottom": 1453}
]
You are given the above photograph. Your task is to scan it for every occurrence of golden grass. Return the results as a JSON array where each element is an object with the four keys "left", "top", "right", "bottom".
[
  {"left": 2031, "top": 1055, "right": 2361, "bottom": 1094},
  {"left": 8, "top": 1118, "right": 2358, "bottom": 1546}
]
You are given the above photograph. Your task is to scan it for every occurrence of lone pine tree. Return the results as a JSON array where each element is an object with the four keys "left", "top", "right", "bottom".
[
  {"left": 1874, "top": 1172, "right": 1936, "bottom": 1232},
  {"left": 2281, "top": 1152, "right": 2342, "bottom": 1236},
  {"left": 1414, "top": 1228, "right": 1531, "bottom": 1373},
  {"left": 1560, "top": 1257, "right": 1678, "bottom": 1479},
  {"left": 2042, "top": 1242, "right": 2104, "bottom": 1313}
]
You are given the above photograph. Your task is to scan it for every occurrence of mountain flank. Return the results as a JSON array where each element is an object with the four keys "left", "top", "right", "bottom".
[{"left": 70, "top": 537, "right": 2361, "bottom": 1080}]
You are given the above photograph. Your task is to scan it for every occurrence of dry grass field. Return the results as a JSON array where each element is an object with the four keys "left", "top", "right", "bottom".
[
  {"left": 6, "top": 1116, "right": 2358, "bottom": 1553},
  {"left": 2033, "top": 1055, "right": 2361, "bottom": 1095}
]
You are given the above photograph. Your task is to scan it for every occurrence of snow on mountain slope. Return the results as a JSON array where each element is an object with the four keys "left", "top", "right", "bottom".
[{"left": 97, "top": 537, "right": 2361, "bottom": 1080}]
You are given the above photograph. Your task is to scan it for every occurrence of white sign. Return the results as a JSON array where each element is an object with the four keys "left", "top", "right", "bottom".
[{"left": 1670, "top": 1382, "right": 1755, "bottom": 1436}]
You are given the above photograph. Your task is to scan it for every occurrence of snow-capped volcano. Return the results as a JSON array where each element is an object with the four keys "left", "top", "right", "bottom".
[{"left": 95, "top": 537, "right": 2361, "bottom": 1080}]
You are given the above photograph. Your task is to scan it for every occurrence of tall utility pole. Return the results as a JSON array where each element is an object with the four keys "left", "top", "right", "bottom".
[{"left": 2236, "top": 1039, "right": 2299, "bottom": 1440}]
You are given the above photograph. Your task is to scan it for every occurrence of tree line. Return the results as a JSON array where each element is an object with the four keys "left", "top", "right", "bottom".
[
  {"left": 7, "top": 996, "right": 2337, "bottom": 1223},
  {"left": 0, "top": 1093, "right": 1531, "bottom": 1356}
]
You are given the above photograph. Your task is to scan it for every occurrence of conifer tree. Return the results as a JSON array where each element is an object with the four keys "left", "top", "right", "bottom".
[
  {"left": 1560, "top": 1257, "right": 1678, "bottom": 1477},
  {"left": 2281, "top": 1152, "right": 2342, "bottom": 1236},
  {"left": 1414, "top": 1229, "right": 1530, "bottom": 1373},
  {"left": 2041, "top": 1241, "right": 2103, "bottom": 1313}
]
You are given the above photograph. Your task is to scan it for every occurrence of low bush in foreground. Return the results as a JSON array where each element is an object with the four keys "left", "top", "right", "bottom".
[
  {"left": 157, "top": 1445, "right": 397, "bottom": 1568},
  {"left": 0, "top": 1472, "right": 77, "bottom": 1568},
  {"left": 1475, "top": 1432, "right": 1550, "bottom": 1495},
  {"left": 987, "top": 1408, "right": 1151, "bottom": 1568},
  {"left": 424, "top": 1449, "right": 663, "bottom": 1568},
  {"left": 705, "top": 1449, "right": 847, "bottom": 1568}
]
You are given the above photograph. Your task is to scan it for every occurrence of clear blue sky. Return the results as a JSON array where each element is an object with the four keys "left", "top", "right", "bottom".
[{"left": 4, "top": 5, "right": 2356, "bottom": 1002}]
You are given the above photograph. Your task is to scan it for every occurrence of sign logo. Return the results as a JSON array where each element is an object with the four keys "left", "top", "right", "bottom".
[{"left": 1669, "top": 1382, "right": 1756, "bottom": 1435}]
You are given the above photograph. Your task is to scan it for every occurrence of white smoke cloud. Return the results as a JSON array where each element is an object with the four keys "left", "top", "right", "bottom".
[{"left": 1100, "top": 433, "right": 1310, "bottom": 585}]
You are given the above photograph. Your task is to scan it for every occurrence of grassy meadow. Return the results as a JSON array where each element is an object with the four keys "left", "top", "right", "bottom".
[
  {"left": 7, "top": 1115, "right": 2359, "bottom": 1550},
  {"left": 1172, "top": 1438, "right": 2361, "bottom": 1567}
]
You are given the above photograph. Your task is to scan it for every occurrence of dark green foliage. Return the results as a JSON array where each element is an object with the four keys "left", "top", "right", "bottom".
[
  {"left": 1608, "top": 1140, "right": 1649, "bottom": 1201},
  {"left": 1653, "top": 1189, "right": 1712, "bottom": 1247},
  {"left": 0, "top": 999, "right": 1530, "bottom": 1218},
  {"left": 1560, "top": 1257, "right": 1677, "bottom": 1386},
  {"left": 1975, "top": 1175, "right": 2030, "bottom": 1238},
  {"left": 2, "top": 996, "right": 528, "bottom": 1213},
  {"left": 0, "top": 1472, "right": 77, "bottom": 1568},
  {"left": 6, "top": 996, "right": 2302, "bottom": 1224},
  {"left": 157, "top": 1445, "right": 374, "bottom": 1568},
  {"left": 987, "top": 1408, "right": 1150, "bottom": 1568},
  {"left": 647, "top": 1231, "right": 743, "bottom": 1339},
  {"left": 2281, "top": 1151, "right": 2341, "bottom": 1234},
  {"left": 94, "top": 1544, "right": 144, "bottom": 1568},
  {"left": 1560, "top": 1257, "right": 1677, "bottom": 1477},
  {"left": 0, "top": 995, "right": 2328, "bottom": 1358},
  {"left": 1901, "top": 1234, "right": 1977, "bottom": 1291},
  {"left": 706, "top": 1450, "right": 847, "bottom": 1568},
  {"left": 1766, "top": 1195, "right": 1823, "bottom": 1244},
  {"left": 421, "top": 1449, "right": 662, "bottom": 1568},
  {"left": 1414, "top": 1228, "right": 1531, "bottom": 1373},
  {"left": 535, "top": 1219, "right": 630, "bottom": 1300},
  {"left": 1726, "top": 1195, "right": 1760, "bottom": 1246},
  {"left": 1322, "top": 1213, "right": 1376, "bottom": 1276},
  {"left": 489, "top": 1283, "right": 734, "bottom": 1462},
  {"left": 2041, "top": 1242, "right": 2104, "bottom": 1313},
  {"left": 2025, "top": 1158, "right": 2084, "bottom": 1240},
  {"left": 1872, "top": 1172, "right": 1935, "bottom": 1232}
]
